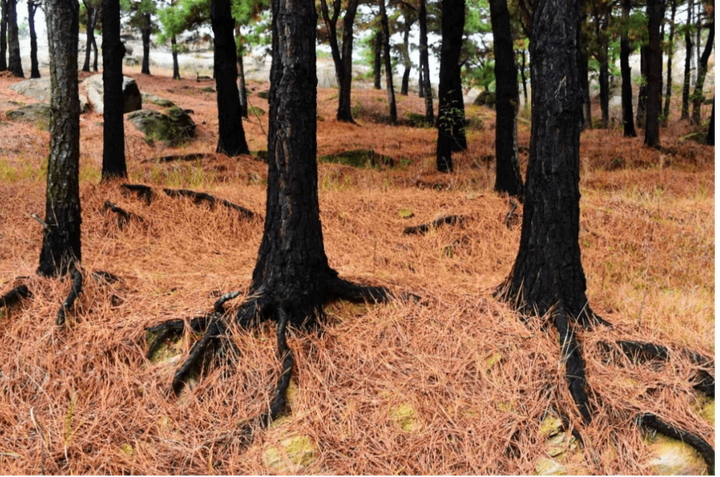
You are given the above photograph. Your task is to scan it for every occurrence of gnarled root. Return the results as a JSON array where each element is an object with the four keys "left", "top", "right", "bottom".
[
  {"left": 0, "top": 285, "right": 31, "bottom": 308},
  {"left": 57, "top": 266, "right": 82, "bottom": 326},
  {"left": 163, "top": 188, "right": 256, "bottom": 219},
  {"left": 403, "top": 215, "right": 465, "bottom": 235},
  {"left": 555, "top": 306, "right": 592, "bottom": 423},
  {"left": 639, "top": 413, "right": 715, "bottom": 475},
  {"left": 121, "top": 184, "right": 153, "bottom": 204},
  {"left": 103, "top": 201, "right": 144, "bottom": 230}
]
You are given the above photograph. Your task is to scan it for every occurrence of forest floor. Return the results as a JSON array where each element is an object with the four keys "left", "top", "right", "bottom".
[{"left": 0, "top": 67, "right": 714, "bottom": 474}]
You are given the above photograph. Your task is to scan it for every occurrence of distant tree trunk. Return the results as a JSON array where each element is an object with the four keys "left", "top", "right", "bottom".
[
  {"left": 82, "top": 1, "right": 95, "bottom": 72},
  {"left": 7, "top": 0, "right": 22, "bottom": 77},
  {"left": 436, "top": 0, "right": 465, "bottom": 172},
  {"left": 691, "top": 22, "right": 714, "bottom": 124},
  {"left": 707, "top": 99, "right": 714, "bottom": 145},
  {"left": 579, "top": 47, "right": 592, "bottom": 129},
  {"left": 418, "top": 63, "right": 425, "bottom": 97},
  {"left": 636, "top": 45, "right": 648, "bottom": 128},
  {"left": 400, "top": 10, "right": 415, "bottom": 96},
  {"left": 489, "top": 0, "right": 524, "bottom": 199},
  {"left": 374, "top": 29, "right": 382, "bottom": 89},
  {"left": 212, "top": 0, "right": 249, "bottom": 156},
  {"left": 681, "top": 4, "right": 692, "bottom": 119},
  {"left": 28, "top": 0, "right": 40, "bottom": 78},
  {"left": 0, "top": 0, "right": 7, "bottom": 71},
  {"left": 237, "top": 50, "right": 248, "bottom": 118},
  {"left": 40, "top": 0, "right": 81, "bottom": 277},
  {"left": 662, "top": 0, "right": 676, "bottom": 125},
  {"left": 644, "top": 0, "right": 664, "bottom": 148},
  {"left": 101, "top": 0, "right": 126, "bottom": 181},
  {"left": 379, "top": 0, "right": 397, "bottom": 123},
  {"left": 596, "top": 9, "right": 609, "bottom": 128},
  {"left": 620, "top": 0, "right": 636, "bottom": 136},
  {"left": 419, "top": 0, "right": 433, "bottom": 123},
  {"left": 520, "top": 49, "right": 528, "bottom": 108},
  {"left": 171, "top": 34, "right": 180, "bottom": 79},
  {"left": 141, "top": 12, "right": 151, "bottom": 75},
  {"left": 92, "top": 34, "right": 98, "bottom": 71}
]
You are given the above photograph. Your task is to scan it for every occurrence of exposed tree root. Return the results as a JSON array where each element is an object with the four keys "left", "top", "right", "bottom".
[
  {"left": 91, "top": 270, "right": 121, "bottom": 284},
  {"left": 639, "top": 413, "right": 715, "bottom": 475},
  {"left": 403, "top": 215, "right": 465, "bottom": 235},
  {"left": 554, "top": 306, "right": 592, "bottom": 423},
  {"left": 56, "top": 266, "right": 82, "bottom": 326},
  {"left": 505, "top": 199, "right": 519, "bottom": 229},
  {"left": 0, "top": 285, "right": 31, "bottom": 308},
  {"left": 121, "top": 184, "right": 154, "bottom": 204},
  {"left": 143, "top": 152, "right": 208, "bottom": 163},
  {"left": 162, "top": 188, "right": 256, "bottom": 219},
  {"left": 103, "top": 201, "right": 144, "bottom": 230}
]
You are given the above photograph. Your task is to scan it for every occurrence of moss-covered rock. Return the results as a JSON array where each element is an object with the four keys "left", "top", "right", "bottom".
[
  {"left": 142, "top": 93, "right": 176, "bottom": 108},
  {"left": 127, "top": 107, "right": 196, "bottom": 146},
  {"left": 318, "top": 149, "right": 395, "bottom": 169},
  {"left": 248, "top": 106, "right": 265, "bottom": 116},
  {"left": 6, "top": 103, "right": 51, "bottom": 130},
  {"left": 398, "top": 209, "right": 414, "bottom": 219},
  {"left": 389, "top": 404, "right": 419, "bottom": 432},
  {"left": 535, "top": 457, "right": 567, "bottom": 475},
  {"left": 538, "top": 415, "right": 563, "bottom": 439},
  {"left": 644, "top": 434, "right": 707, "bottom": 475},
  {"left": 700, "top": 399, "right": 714, "bottom": 426},
  {"left": 263, "top": 435, "right": 317, "bottom": 473}
]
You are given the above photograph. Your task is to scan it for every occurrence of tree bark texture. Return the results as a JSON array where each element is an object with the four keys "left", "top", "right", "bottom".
[
  {"left": 28, "top": 0, "right": 39, "bottom": 77},
  {"left": 681, "top": 6, "right": 692, "bottom": 119},
  {"left": 636, "top": 45, "right": 648, "bottom": 128},
  {"left": 436, "top": 0, "right": 465, "bottom": 172},
  {"left": 0, "top": 0, "right": 7, "bottom": 71},
  {"left": 211, "top": 0, "right": 249, "bottom": 156},
  {"left": 373, "top": 29, "right": 382, "bottom": 89},
  {"left": 579, "top": 47, "right": 591, "bottom": 129},
  {"left": 662, "top": 0, "right": 676, "bottom": 125},
  {"left": 691, "top": 22, "right": 714, "bottom": 124},
  {"left": 419, "top": 0, "right": 434, "bottom": 122},
  {"left": 597, "top": 10, "right": 609, "bottom": 129},
  {"left": 171, "top": 34, "right": 180, "bottom": 79},
  {"left": 39, "top": 0, "right": 81, "bottom": 276},
  {"left": 489, "top": 0, "right": 524, "bottom": 199},
  {"left": 620, "top": 0, "right": 636, "bottom": 136},
  {"left": 400, "top": 9, "right": 415, "bottom": 96},
  {"left": 379, "top": 0, "right": 397, "bottom": 122},
  {"left": 520, "top": 49, "right": 528, "bottom": 108},
  {"left": 141, "top": 12, "right": 151, "bottom": 74},
  {"left": 7, "top": 0, "right": 22, "bottom": 77},
  {"left": 101, "top": 0, "right": 127, "bottom": 181},
  {"left": 644, "top": 0, "right": 665, "bottom": 148}
]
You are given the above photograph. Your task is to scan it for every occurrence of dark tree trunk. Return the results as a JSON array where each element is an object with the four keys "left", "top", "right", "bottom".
[
  {"left": 620, "top": 0, "right": 636, "bottom": 136},
  {"left": 520, "top": 49, "right": 528, "bottom": 108},
  {"left": 436, "top": 0, "right": 465, "bottom": 172},
  {"left": 400, "top": 11, "right": 414, "bottom": 96},
  {"left": 489, "top": 0, "right": 524, "bottom": 199},
  {"left": 662, "top": 0, "right": 676, "bottom": 125},
  {"left": 497, "top": 0, "right": 596, "bottom": 424},
  {"left": 379, "top": 0, "right": 397, "bottom": 122},
  {"left": 28, "top": 0, "right": 39, "bottom": 78},
  {"left": 707, "top": 99, "right": 714, "bottom": 145},
  {"left": 141, "top": 12, "right": 151, "bottom": 75},
  {"left": 681, "top": 5, "right": 692, "bottom": 119},
  {"left": 691, "top": 22, "right": 714, "bottom": 124},
  {"left": 92, "top": 34, "right": 98, "bottom": 71},
  {"left": 419, "top": 0, "right": 433, "bottom": 123},
  {"left": 39, "top": 0, "right": 81, "bottom": 276},
  {"left": 0, "top": 0, "right": 7, "bottom": 71},
  {"left": 101, "top": 0, "right": 127, "bottom": 181},
  {"left": 373, "top": 29, "right": 382, "bottom": 90},
  {"left": 171, "top": 34, "right": 180, "bottom": 79},
  {"left": 212, "top": 0, "right": 249, "bottom": 156},
  {"left": 636, "top": 45, "right": 648, "bottom": 128},
  {"left": 418, "top": 62, "right": 425, "bottom": 97},
  {"left": 578, "top": 47, "right": 591, "bottom": 129},
  {"left": 7, "top": 0, "right": 22, "bottom": 77},
  {"left": 597, "top": 10, "right": 609, "bottom": 129},
  {"left": 237, "top": 49, "right": 248, "bottom": 118},
  {"left": 82, "top": 1, "right": 95, "bottom": 72},
  {"left": 644, "top": 0, "right": 665, "bottom": 148}
]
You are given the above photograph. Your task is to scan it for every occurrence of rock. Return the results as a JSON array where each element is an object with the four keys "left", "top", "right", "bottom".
[
  {"left": 124, "top": 56, "right": 139, "bottom": 67},
  {"left": 318, "top": 149, "right": 394, "bottom": 169},
  {"left": 700, "top": 399, "right": 714, "bottom": 426},
  {"left": 247, "top": 106, "right": 265, "bottom": 116},
  {"left": 6, "top": 103, "right": 51, "bottom": 130},
  {"left": 122, "top": 42, "right": 133, "bottom": 56},
  {"left": 199, "top": 86, "right": 215, "bottom": 93},
  {"left": 257, "top": 90, "right": 270, "bottom": 99},
  {"left": 142, "top": 93, "right": 176, "bottom": 108},
  {"left": 9, "top": 78, "right": 89, "bottom": 113},
  {"left": 263, "top": 435, "right": 317, "bottom": 473},
  {"left": 538, "top": 415, "right": 563, "bottom": 439},
  {"left": 389, "top": 404, "right": 419, "bottom": 432},
  {"left": 398, "top": 209, "right": 414, "bottom": 219},
  {"left": 644, "top": 434, "right": 707, "bottom": 475},
  {"left": 535, "top": 458, "right": 567, "bottom": 475},
  {"left": 484, "top": 352, "right": 503, "bottom": 371},
  {"left": 82, "top": 74, "right": 142, "bottom": 114},
  {"left": 473, "top": 90, "right": 496, "bottom": 108},
  {"left": 127, "top": 107, "right": 196, "bottom": 146}
]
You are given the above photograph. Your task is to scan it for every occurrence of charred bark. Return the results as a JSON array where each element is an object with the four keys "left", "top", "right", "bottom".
[
  {"left": 7, "top": 0, "right": 22, "bottom": 77},
  {"left": 101, "top": 0, "right": 127, "bottom": 181},
  {"left": 520, "top": 49, "right": 528, "bottom": 109},
  {"left": 419, "top": 0, "right": 434, "bottom": 122},
  {"left": 636, "top": 45, "right": 648, "bottom": 128},
  {"left": 374, "top": 29, "right": 382, "bottom": 90},
  {"left": 489, "top": 0, "right": 524, "bottom": 199},
  {"left": 681, "top": 25, "right": 692, "bottom": 119},
  {"left": 28, "top": 0, "right": 39, "bottom": 78},
  {"left": 708, "top": 100, "right": 714, "bottom": 145},
  {"left": 379, "top": 0, "right": 397, "bottom": 122},
  {"left": 691, "top": 22, "right": 714, "bottom": 124},
  {"left": 400, "top": 8, "right": 415, "bottom": 96},
  {"left": 579, "top": 47, "right": 592, "bottom": 129},
  {"left": 39, "top": 0, "right": 81, "bottom": 277},
  {"left": 237, "top": 53, "right": 248, "bottom": 118},
  {"left": 644, "top": 0, "right": 665, "bottom": 148},
  {"left": 620, "top": 0, "right": 636, "bottom": 136},
  {"left": 141, "top": 12, "right": 151, "bottom": 75},
  {"left": 0, "top": 0, "right": 7, "bottom": 71},
  {"left": 211, "top": 0, "right": 250, "bottom": 156},
  {"left": 320, "top": 0, "right": 359, "bottom": 122},
  {"left": 662, "top": 0, "right": 676, "bottom": 125}
]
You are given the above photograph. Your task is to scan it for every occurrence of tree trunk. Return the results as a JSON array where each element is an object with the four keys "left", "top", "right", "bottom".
[
  {"left": 171, "top": 34, "right": 180, "bottom": 79},
  {"left": 489, "top": 0, "right": 524, "bottom": 199},
  {"left": 379, "top": 0, "right": 397, "bottom": 123},
  {"left": 82, "top": 1, "right": 94, "bottom": 71},
  {"left": 636, "top": 45, "right": 648, "bottom": 128},
  {"left": 644, "top": 0, "right": 664, "bottom": 148},
  {"left": 7, "top": 0, "right": 22, "bottom": 77},
  {"left": 39, "top": 0, "right": 81, "bottom": 277},
  {"left": 419, "top": 62, "right": 425, "bottom": 97},
  {"left": 373, "top": 29, "right": 382, "bottom": 90},
  {"left": 212, "top": 0, "right": 249, "bottom": 156},
  {"left": 520, "top": 49, "right": 528, "bottom": 109},
  {"left": 436, "top": 0, "right": 465, "bottom": 172},
  {"left": 620, "top": 0, "right": 636, "bottom": 136},
  {"left": 578, "top": 46, "right": 591, "bottom": 129},
  {"left": 0, "top": 0, "right": 7, "bottom": 71},
  {"left": 681, "top": 4, "right": 692, "bottom": 119},
  {"left": 400, "top": 11, "right": 413, "bottom": 96},
  {"left": 141, "top": 12, "right": 151, "bottom": 75},
  {"left": 707, "top": 99, "right": 714, "bottom": 145},
  {"left": 598, "top": 11, "right": 609, "bottom": 129},
  {"left": 237, "top": 50, "right": 248, "bottom": 118},
  {"left": 28, "top": 0, "right": 39, "bottom": 78},
  {"left": 691, "top": 22, "right": 714, "bottom": 124},
  {"left": 662, "top": 0, "right": 676, "bottom": 125},
  {"left": 419, "top": 0, "right": 433, "bottom": 123},
  {"left": 336, "top": 0, "right": 359, "bottom": 121},
  {"left": 92, "top": 32, "right": 98, "bottom": 71},
  {"left": 101, "top": 0, "right": 127, "bottom": 181}
]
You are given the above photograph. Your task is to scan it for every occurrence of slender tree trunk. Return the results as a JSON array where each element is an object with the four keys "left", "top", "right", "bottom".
[
  {"left": 419, "top": 62, "right": 425, "bottom": 97},
  {"left": 379, "top": 0, "right": 397, "bottom": 123},
  {"left": 39, "top": 0, "right": 81, "bottom": 276},
  {"left": 662, "top": 0, "right": 676, "bottom": 125},
  {"left": 636, "top": 45, "right": 648, "bottom": 128},
  {"left": 82, "top": 1, "right": 93, "bottom": 71},
  {"left": 7, "top": 0, "right": 22, "bottom": 77},
  {"left": 28, "top": 0, "right": 39, "bottom": 77},
  {"left": 436, "top": 0, "right": 465, "bottom": 172},
  {"left": 373, "top": 29, "right": 382, "bottom": 90},
  {"left": 681, "top": 2, "right": 692, "bottom": 119},
  {"left": 141, "top": 12, "right": 151, "bottom": 75},
  {"left": 620, "top": 0, "right": 636, "bottom": 136},
  {"left": 644, "top": 0, "right": 665, "bottom": 148},
  {"left": 691, "top": 22, "right": 714, "bottom": 124},
  {"left": 211, "top": 0, "right": 249, "bottom": 156},
  {"left": 237, "top": 49, "right": 248, "bottom": 118},
  {"left": 707, "top": 99, "right": 714, "bottom": 145},
  {"left": 92, "top": 33, "right": 98, "bottom": 71},
  {"left": 171, "top": 34, "right": 180, "bottom": 79},
  {"left": 400, "top": 12, "right": 414, "bottom": 96},
  {"left": 0, "top": 0, "right": 7, "bottom": 71},
  {"left": 419, "top": 0, "right": 434, "bottom": 122},
  {"left": 598, "top": 11, "right": 609, "bottom": 129},
  {"left": 497, "top": 0, "right": 595, "bottom": 424},
  {"left": 489, "top": 0, "right": 524, "bottom": 199},
  {"left": 579, "top": 47, "right": 592, "bottom": 129},
  {"left": 520, "top": 49, "right": 528, "bottom": 108},
  {"left": 101, "top": 0, "right": 126, "bottom": 181}
]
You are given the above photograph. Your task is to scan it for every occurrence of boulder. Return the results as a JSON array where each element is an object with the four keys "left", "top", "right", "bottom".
[
  {"left": 82, "top": 74, "right": 142, "bottom": 114},
  {"left": 6, "top": 103, "right": 52, "bottom": 130},
  {"left": 142, "top": 93, "right": 176, "bottom": 108},
  {"left": 9, "top": 78, "right": 89, "bottom": 113},
  {"left": 124, "top": 56, "right": 139, "bottom": 67},
  {"left": 127, "top": 106, "right": 196, "bottom": 146},
  {"left": 473, "top": 90, "right": 496, "bottom": 108},
  {"left": 644, "top": 435, "right": 707, "bottom": 475}
]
